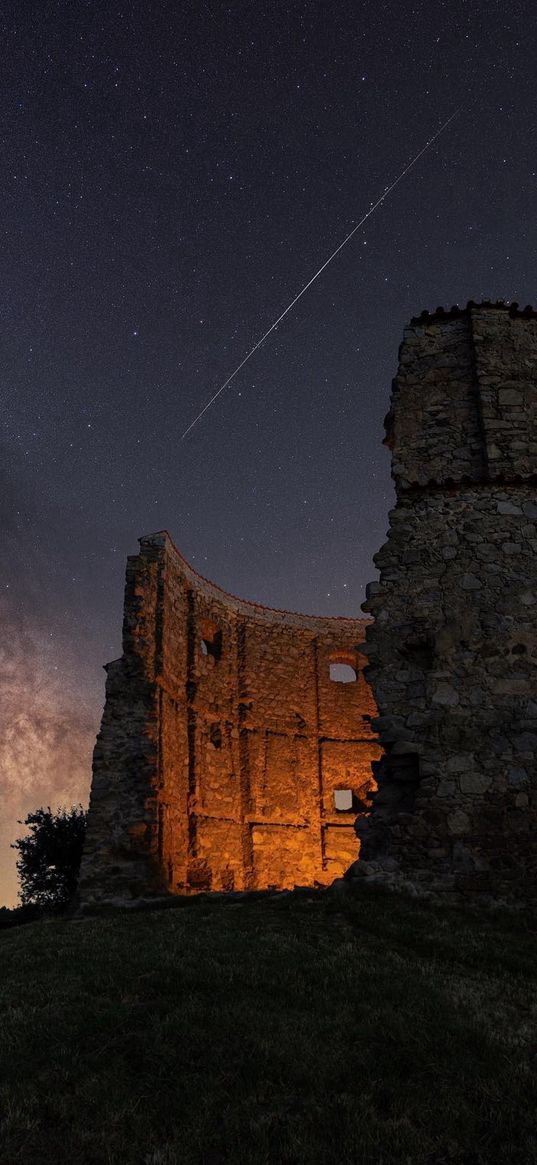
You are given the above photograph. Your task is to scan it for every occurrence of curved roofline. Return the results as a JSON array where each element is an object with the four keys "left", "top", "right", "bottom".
[
  {"left": 138, "top": 530, "right": 369, "bottom": 626},
  {"left": 409, "top": 299, "right": 537, "bottom": 328}
]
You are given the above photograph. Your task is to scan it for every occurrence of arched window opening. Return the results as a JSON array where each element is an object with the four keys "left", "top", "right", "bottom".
[
  {"left": 334, "top": 789, "right": 353, "bottom": 811},
  {"left": 329, "top": 662, "right": 357, "bottom": 683},
  {"left": 200, "top": 619, "right": 222, "bottom": 661},
  {"left": 329, "top": 650, "right": 358, "bottom": 683}
]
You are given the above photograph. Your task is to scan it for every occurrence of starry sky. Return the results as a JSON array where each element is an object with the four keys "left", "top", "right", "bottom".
[{"left": 2, "top": 0, "right": 537, "bottom": 905}]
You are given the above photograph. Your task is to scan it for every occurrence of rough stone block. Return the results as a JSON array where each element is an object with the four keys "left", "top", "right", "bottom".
[{"left": 459, "top": 772, "right": 492, "bottom": 796}]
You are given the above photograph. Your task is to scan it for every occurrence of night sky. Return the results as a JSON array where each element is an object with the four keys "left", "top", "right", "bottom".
[{"left": 2, "top": 0, "right": 537, "bottom": 905}]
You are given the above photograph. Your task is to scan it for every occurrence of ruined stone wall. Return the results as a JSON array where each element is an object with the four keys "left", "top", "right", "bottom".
[
  {"left": 356, "top": 302, "right": 537, "bottom": 902},
  {"left": 79, "top": 532, "right": 379, "bottom": 905}
]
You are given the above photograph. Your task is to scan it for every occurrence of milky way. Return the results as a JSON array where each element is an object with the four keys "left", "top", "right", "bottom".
[
  {"left": 0, "top": 447, "right": 100, "bottom": 904},
  {"left": 0, "top": 599, "right": 94, "bottom": 905}
]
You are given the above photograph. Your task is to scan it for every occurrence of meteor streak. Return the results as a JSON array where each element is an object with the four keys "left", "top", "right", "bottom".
[{"left": 181, "top": 108, "right": 460, "bottom": 439}]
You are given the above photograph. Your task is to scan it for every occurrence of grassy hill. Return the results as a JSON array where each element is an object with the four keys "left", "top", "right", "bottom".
[{"left": 1, "top": 884, "right": 536, "bottom": 1165}]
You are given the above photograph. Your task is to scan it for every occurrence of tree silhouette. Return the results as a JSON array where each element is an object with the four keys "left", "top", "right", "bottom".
[{"left": 12, "top": 805, "right": 87, "bottom": 908}]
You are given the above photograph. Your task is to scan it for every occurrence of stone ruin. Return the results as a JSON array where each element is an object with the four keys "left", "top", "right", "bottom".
[
  {"left": 78, "top": 533, "right": 380, "bottom": 905},
  {"left": 355, "top": 301, "right": 537, "bottom": 902},
  {"left": 79, "top": 299, "right": 537, "bottom": 908}
]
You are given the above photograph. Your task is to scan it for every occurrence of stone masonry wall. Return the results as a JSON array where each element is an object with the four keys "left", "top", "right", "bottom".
[
  {"left": 355, "top": 302, "right": 537, "bottom": 902},
  {"left": 79, "top": 532, "right": 380, "bottom": 905}
]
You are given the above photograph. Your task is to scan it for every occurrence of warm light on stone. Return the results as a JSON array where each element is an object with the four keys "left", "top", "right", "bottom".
[{"left": 78, "top": 534, "right": 380, "bottom": 905}]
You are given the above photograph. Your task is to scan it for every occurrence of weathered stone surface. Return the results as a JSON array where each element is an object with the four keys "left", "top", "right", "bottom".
[
  {"left": 497, "top": 501, "right": 522, "bottom": 515},
  {"left": 79, "top": 534, "right": 380, "bottom": 905},
  {"left": 459, "top": 773, "right": 492, "bottom": 796},
  {"left": 357, "top": 303, "right": 537, "bottom": 904}
]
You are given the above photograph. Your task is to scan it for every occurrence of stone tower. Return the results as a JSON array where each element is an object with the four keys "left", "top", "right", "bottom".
[
  {"left": 78, "top": 532, "right": 379, "bottom": 906},
  {"left": 357, "top": 301, "right": 537, "bottom": 901}
]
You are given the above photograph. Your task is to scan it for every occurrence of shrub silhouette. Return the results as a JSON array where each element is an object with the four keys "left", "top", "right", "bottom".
[{"left": 12, "top": 805, "right": 87, "bottom": 909}]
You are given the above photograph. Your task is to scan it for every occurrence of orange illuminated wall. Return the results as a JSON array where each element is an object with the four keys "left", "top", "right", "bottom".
[{"left": 79, "top": 532, "right": 380, "bottom": 905}]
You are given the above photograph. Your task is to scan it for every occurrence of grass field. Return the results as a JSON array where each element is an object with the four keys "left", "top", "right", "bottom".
[{"left": 1, "top": 884, "right": 536, "bottom": 1164}]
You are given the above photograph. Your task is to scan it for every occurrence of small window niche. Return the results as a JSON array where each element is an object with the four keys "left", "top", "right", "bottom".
[
  {"left": 209, "top": 723, "right": 222, "bottom": 749},
  {"left": 200, "top": 619, "right": 222, "bottom": 662},
  {"left": 401, "top": 634, "right": 435, "bottom": 670},
  {"left": 329, "top": 652, "right": 357, "bottom": 684},
  {"left": 334, "top": 789, "right": 353, "bottom": 811}
]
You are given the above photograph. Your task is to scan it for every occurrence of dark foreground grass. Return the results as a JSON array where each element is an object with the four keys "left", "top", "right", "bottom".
[{"left": 1, "top": 885, "right": 537, "bottom": 1165}]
